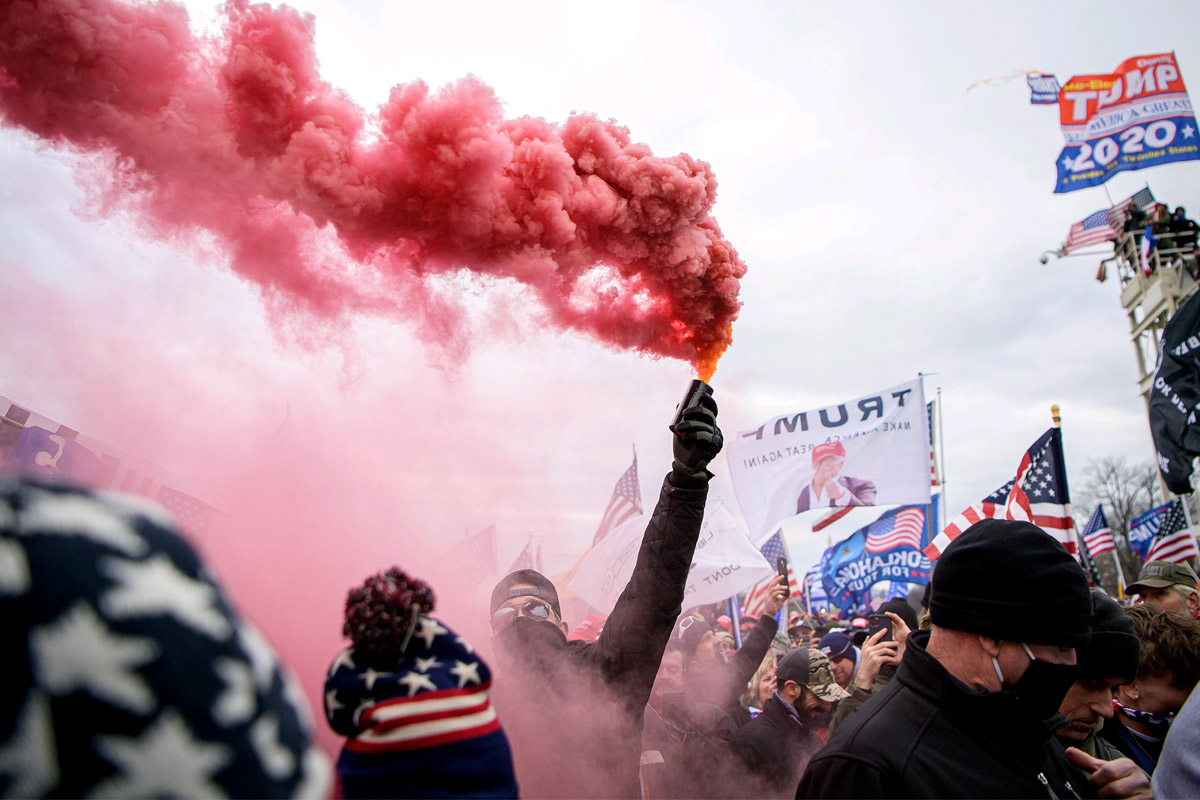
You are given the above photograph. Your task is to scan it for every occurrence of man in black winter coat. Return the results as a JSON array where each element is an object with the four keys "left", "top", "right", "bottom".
[
  {"left": 731, "top": 648, "right": 848, "bottom": 798},
  {"left": 489, "top": 389, "right": 723, "bottom": 799},
  {"left": 797, "top": 519, "right": 1099, "bottom": 799}
]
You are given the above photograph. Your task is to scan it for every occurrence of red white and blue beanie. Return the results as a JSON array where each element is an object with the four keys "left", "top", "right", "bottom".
[
  {"left": 324, "top": 568, "right": 518, "bottom": 798},
  {"left": 0, "top": 476, "right": 330, "bottom": 797}
]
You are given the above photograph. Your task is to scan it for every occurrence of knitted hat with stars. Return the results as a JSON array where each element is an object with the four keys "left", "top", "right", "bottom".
[
  {"left": 0, "top": 476, "right": 330, "bottom": 798},
  {"left": 324, "top": 567, "right": 518, "bottom": 799}
]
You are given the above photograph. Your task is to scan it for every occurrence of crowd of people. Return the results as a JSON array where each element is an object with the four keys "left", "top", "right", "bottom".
[
  {"left": 1121, "top": 202, "right": 1200, "bottom": 276},
  {"left": 5, "top": 388, "right": 1200, "bottom": 799}
]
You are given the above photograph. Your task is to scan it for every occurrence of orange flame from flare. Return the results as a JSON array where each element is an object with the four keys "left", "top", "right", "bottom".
[{"left": 694, "top": 323, "right": 732, "bottom": 382}]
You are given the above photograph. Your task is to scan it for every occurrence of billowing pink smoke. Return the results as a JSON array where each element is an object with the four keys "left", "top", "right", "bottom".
[{"left": 0, "top": 0, "right": 745, "bottom": 378}]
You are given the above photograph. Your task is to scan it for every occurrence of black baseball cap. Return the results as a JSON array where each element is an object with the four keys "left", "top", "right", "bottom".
[{"left": 490, "top": 569, "right": 562, "bottom": 617}]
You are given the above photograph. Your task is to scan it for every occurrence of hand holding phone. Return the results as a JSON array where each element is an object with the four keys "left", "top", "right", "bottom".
[{"left": 866, "top": 613, "right": 892, "bottom": 642}]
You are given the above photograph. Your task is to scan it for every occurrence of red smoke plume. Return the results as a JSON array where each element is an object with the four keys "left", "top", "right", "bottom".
[{"left": 0, "top": 0, "right": 745, "bottom": 378}]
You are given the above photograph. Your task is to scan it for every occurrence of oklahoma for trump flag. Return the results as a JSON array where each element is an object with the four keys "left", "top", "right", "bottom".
[
  {"left": 726, "top": 378, "right": 931, "bottom": 544},
  {"left": 820, "top": 506, "right": 932, "bottom": 613}
]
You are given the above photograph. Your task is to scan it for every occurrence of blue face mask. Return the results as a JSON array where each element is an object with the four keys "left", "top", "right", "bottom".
[{"left": 1114, "top": 700, "right": 1177, "bottom": 735}]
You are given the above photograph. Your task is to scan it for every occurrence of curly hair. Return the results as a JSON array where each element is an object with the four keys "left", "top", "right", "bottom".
[{"left": 1126, "top": 604, "right": 1200, "bottom": 687}]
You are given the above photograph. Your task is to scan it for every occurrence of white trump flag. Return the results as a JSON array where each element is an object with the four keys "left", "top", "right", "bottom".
[
  {"left": 567, "top": 498, "right": 773, "bottom": 614},
  {"left": 727, "top": 378, "right": 930, "bottom": 544}
]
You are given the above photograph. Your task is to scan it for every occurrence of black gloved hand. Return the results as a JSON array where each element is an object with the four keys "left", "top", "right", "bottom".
[{"left": 672, "top": 393, "right": 723, "bottom": 474}]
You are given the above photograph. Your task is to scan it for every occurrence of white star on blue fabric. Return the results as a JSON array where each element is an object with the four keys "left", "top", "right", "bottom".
[
  {"left": 91, "top": 709, "right": 233, "bottom": 798},
  {"left": 0, "top": 537, "right": 31, "bottom": 596},
  {"left": 0, "top": 691, "right": 58, "bottom": 797},
  {"left": 398, "top": 671, "right": 437, "bottom": 696},
  {"left": 362, "top": 668, "right": 390, "bottom": 691},
  {"left": 31, "top": 601, "right": 159, "bottom": 714},
  {"left": 413, "top": 656, "right": 441, "bottom": 673},
  {"left": 325, "top": 688, "right": 344, "bottom": 715},
  {"left": 211, "top": 657, "right": 256, "bottom": 727},
  {"left": 1184, "top": 123, "right": 1196, "bottom": 139},
  {"left": 17, "top": 491, "right": 147, "bottom": 556},
  {"left": 413, "top": 618, "right": 447, "bottom": 649},
  {"left": 1061, "top": 154, "right": 1075, "bottom": 170},
  {"left": 250, "top": 714, "right": 295, "bottom": 780},
  {"left": 99, "top": 554, "right": 232, "bottom": 640},
  {"left": 93, "top": 490, "right": 178, "bottom": 532},
  {"left": 236, "top": 621, "right": 278, "bottom": 689},
  {"left": 328, "top": 648, "right": 356, "bottom": 677},
  {"left": 449, "top": 660, "right": 481, "bottom": 688}
]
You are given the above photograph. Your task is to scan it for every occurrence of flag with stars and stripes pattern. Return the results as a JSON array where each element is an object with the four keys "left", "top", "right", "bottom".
[
  {"left": 926, "top": 428, "right": 1075, "bottom": 559},
  {"left": 1144, "top": 500, "right": 1200, "bottom": 564},
  {"left": 741, "top": 530, "right": 797, "bottom": 619},
  {"left": 592, "top": 451, "right": 643, "bottom": 546}
]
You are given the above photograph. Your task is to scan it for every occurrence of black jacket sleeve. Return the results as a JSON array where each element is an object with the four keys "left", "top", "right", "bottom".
[{"left": 578, "top": 466, "right": 709, "bottom": 714}]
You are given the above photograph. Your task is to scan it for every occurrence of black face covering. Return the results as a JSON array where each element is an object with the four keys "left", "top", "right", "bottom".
[
  {"left": 494, "top": 614, "right": 567, "bottom": 677},
  {"left": 994, "top": 643, "right": 1078, "bottom": 722}
]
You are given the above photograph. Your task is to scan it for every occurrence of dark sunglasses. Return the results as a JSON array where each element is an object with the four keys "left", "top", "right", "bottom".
[{"left": 491, "top": 598, "right": 554, "bottom": 632}]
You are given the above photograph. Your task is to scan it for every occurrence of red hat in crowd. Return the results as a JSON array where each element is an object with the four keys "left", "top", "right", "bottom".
[{"left": 811, "top": 440, "right": 846, "bottom": 466}]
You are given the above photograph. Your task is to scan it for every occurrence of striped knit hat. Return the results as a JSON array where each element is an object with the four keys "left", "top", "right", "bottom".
[{"left": 324, "top": 568, "right": 518, "bottom": 798}]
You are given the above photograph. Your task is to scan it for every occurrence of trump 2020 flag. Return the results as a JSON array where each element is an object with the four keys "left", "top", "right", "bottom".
[
  {"left": 1055, "top": 52, "right": 1200, "bottom": 194},
  {"left": 727, "top": 378, "right": 930, "bottom": 544},
  {"left": 567, "top": 498, "right": 772, "bottom": 614},
  {"left": 820, "top": 506, "right": 932, "bottom": 613}
]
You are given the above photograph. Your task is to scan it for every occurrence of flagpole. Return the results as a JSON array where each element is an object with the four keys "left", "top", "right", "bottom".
[
  {"left": 1050, "top": 405, "right": 1082, "bottom": 556},
  {"left": 937, "top": 386, "right": 947, "bottom": 514},
  {"left": 1111, "top": 546, "right": 1127, "bottom": 600}
]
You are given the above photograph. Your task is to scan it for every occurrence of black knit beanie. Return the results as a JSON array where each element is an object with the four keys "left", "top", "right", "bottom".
[
  {"left": 929, "top": 519, "right": 1091, "bottom": 647},
  {"left": 1078, "top": 588, "right": 1140, "bottom": 682},
  {"left": 674, "top": 615, "right": 711, "bottom": 665}
]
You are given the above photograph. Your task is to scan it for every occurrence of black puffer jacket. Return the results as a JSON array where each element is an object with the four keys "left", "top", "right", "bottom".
[
  {"left": 796, "top": 631, "right": 1097, "bottom": 799},
  {"left": 494, "top": 467, "right": 710, "bottom": 798}
]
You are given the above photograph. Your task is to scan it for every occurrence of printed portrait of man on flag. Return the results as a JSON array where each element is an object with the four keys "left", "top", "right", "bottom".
[{"left": 796, "top": 440, "right": 877, "bottom": 513}]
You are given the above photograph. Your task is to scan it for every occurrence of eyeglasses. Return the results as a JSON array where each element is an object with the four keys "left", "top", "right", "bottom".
[
  {"left": 491, "top": 598, "right": 555, "bottom": 632},
  {"left": 676, "top": 615, "right": 702, "bottom": 639}
]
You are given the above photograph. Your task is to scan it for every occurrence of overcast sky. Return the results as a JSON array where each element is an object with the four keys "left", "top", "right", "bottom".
[{"left": 4, "top": 0, "right": 1200, "bottom": 590}]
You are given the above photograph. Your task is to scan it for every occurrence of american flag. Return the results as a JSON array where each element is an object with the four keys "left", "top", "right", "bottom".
[
  {"left": 865, "top": 506, "right": 926, "bottom": 553},
  {"left": 742, "top": 530, "right": 797, "bottom": 618},
  {"left": 1145, "top": 499, "right": 1200, "bottom": 564},
  {"left": 1076, "top": 523, "right": 1104, "bottom": 587},
  {"left": 156, "top": 484, "right": 216, "bottom": 535},
  {"left": 592, "top": 450, "right": 642, "bottom": 546},
  {"left": 506, "top": 536, "right": 541, "bottom": 573},
  {"left": 1079, "top": 506, "right": 1116, "bottom": 556},
  {"left": 1062, "top": 187, "right": 1155, "bottom": 254},
  {"left": 926, "top": 428, "right": 1074, "bottom": 559}
]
